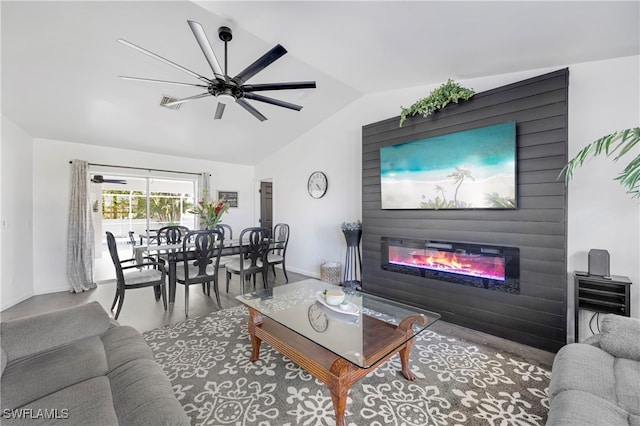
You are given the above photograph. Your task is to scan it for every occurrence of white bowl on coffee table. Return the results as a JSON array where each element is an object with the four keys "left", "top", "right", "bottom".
[{"left": 325, "top": 289, "right": 345, "bottom": 305}]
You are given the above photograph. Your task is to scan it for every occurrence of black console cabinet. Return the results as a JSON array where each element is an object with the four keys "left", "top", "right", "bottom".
[{"left": 574, "top": 273, "right": 631, "bottom": 342}]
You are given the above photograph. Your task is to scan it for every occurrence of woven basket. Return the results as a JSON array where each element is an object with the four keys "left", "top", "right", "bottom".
[{"left": 320, "top": 261, "right": 342, "bottom": 286}]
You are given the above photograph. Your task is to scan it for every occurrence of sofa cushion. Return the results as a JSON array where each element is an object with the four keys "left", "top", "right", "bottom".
[
  {"left": 614, "top": 357, "right": 640, "bottom": 416},
  {"left": 101, "top": 325, "right": 154, "bottom": 372},
  {"left": 599, "top": 315, "right": 640, "bottom": 361},
  {"left": 0, "top": 302, "right": 110, "bottom": 363},
  {"left": 1, "top": 336, "right": 108, "bottom": 410},
  {"left": 108, "top": 358, "right": 190, "bottom": 425},
  {"left": 2, "top": 377, "right": 118, "bottom": 426},
  {"left": 549, "top": 343, "right": 616, "bottom": 401},
  {"left": 547, "top": 390, "right": 631, "bottom": 426}
]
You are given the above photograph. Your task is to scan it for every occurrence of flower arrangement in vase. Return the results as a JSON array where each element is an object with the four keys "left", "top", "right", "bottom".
[
  {"left": 340, "top": 220, "right": 362, "bottom": 232},
  {"left": 189, "top": 190, "right": 230, "bottom": 229},
  {"left": 341, "top": 220, "right": 362, "bottom": 246}
]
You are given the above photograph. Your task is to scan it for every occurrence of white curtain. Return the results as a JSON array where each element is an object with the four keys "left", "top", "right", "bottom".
[
  {"left": 197, "top": 172, "right": 211, "bottom": 230},
  {"left": 67, "top": 160, "right": 97, "bottom": 292}
]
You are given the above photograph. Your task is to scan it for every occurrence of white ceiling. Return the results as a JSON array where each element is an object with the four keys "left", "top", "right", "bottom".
[{"left": 2, "top": 1, "right": 638, "bottom": 165}]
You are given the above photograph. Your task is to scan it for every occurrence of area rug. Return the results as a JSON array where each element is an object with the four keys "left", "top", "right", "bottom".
[{"left": 143, "top": 305, "right": 551, "bottom": 425}]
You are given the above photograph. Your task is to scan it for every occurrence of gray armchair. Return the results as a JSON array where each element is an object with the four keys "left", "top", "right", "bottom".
[{"left": 547, "top": 314, "right": 640, "bottom": 425}]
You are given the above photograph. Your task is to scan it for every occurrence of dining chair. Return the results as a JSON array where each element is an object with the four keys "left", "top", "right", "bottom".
[
  {"left": 175, "top": 229, "right": 224, "bottom": 315},
  {"left": 215, "top": 223, "right": 236, "bottom": 267},
  {"left": 157, "top": 225, "right": 190, "bottom": 245},
  {"left": 127, "top": 230, "right": 137, "bottom": 258},
  {"left": 225, "top": 227, "right": 271, "bottom": 294},
  {"left": 267, "top": 223, "right": 290, "bottom": 282},
  {"left": 106, "top": 231, "right": 167, "bottom": 320},
  {"left": 155, "top": 225, "right": 191, "bottom": 264},
  {"left": 215, "top": 223, "right": 233, "bottom": 239}
]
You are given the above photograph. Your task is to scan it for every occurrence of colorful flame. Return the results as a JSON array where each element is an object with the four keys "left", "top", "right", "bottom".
[{"left": 388, "top": 247, "right": 506, "bottom": 281}]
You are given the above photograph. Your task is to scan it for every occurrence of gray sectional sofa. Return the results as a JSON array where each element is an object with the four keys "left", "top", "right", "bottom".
[
  {"left": 0, "top": 302, "right": 189, "bottom": 425},
  {"left": 547, "top": 314, "right": 640, "bottom": 425}
]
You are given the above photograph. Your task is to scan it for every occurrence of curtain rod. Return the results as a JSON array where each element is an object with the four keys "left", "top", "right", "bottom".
[{"left": 68, "top": 161, "right": 208, "bottom": 176}]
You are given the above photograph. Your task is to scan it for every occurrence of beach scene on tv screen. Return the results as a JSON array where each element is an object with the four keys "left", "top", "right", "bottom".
[{"left": 380, "top": 122, "right": 516, "bottom": 210}]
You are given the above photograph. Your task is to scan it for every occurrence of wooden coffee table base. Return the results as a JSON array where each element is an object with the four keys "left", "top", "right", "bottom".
[{"left": 247, "top": 307, "right": 428, "bottom": 426}]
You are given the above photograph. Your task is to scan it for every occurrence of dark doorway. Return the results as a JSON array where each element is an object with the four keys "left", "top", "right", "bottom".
[{"left": 259, "top": 181, "right": 273, "bottom": 231}]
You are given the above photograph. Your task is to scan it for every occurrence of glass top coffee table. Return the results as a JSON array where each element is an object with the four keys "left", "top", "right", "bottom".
[{"left": 236, "top": 278, "right": 440, "bottom": 426}]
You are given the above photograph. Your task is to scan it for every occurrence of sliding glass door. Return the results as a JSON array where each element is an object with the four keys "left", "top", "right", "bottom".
[{"left": 91, "top": 171, "right": 197, "bottom": 281}]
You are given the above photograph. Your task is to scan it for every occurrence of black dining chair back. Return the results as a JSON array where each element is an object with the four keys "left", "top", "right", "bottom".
[
  {"left": 106, "top": 231, "right": 167, "bottom": 320},
  {"left": 225, "top": 227, "right": 271, "bottom": 293},
  {"left": 157, "top": 225, "right": 190, "bottom": 245},
  {"left": 175, "top": 229, "right": 224, "bottom": 315},
  {"left": 155, "top": 226, "right": 191, "bottom": 266},
  {"left": 214, "top": 223, "right": 235, "bottom": 268},
  {"left": 215, "top": 223, "right": 233, "bottom": 240},
  {"left": 267, "top": 223, "right": 290, "bottom": 282}
]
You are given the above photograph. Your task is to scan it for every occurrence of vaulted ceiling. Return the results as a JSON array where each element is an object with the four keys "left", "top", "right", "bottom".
[{"left": 2, "top": 1, "right": 638, "bottom": 165}]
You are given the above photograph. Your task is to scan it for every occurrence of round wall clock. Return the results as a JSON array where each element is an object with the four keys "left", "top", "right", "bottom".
[
  {"left": 308, "top": 304, "right": 329, "bottom": 333},
  {"left": 307, "top": 171, "right": 328, "bottom": 199}
]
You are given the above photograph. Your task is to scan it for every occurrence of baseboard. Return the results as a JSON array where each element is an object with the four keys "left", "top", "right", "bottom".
[
  {"left": 1, "top": 291, "right": 34, "bottom": 312},
  {"left": 286, "top": 265, "right": 320, "bottom": 279},
  {"left": 34, "top": 285, "right": 74, "bottom": 295}
]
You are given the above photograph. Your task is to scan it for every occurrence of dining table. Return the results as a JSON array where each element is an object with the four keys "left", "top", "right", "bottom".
[{"left": 134, "top": 238, "right": 246, "bottom": 304}]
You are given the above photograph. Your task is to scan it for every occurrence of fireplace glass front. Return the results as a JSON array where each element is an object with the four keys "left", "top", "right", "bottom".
[{"left": 381, "top": 237, "right": 520, "bottom": 294}]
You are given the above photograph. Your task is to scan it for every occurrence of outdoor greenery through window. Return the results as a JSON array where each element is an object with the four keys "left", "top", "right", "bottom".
[
  {"left": 95, "top": 174, "right": 198, "bottom": 251},
  {"left": 101, "top": 190, "right": 194, "bottom": 224}
]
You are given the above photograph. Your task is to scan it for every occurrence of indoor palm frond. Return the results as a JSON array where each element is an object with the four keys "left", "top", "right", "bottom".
[{"left": 560, "top": 127, "right": 640, "bottom": 198}]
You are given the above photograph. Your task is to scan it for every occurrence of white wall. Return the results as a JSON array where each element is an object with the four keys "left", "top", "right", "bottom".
[
  {"left": 1, "top": 116, "right": 35, "bottom": 310},
  {"left": 256, "top": 57, "right": 640, "bottom": 329},
  {"left": 31, "top": 138, "right": 256, "bottom": 295},
  {"left": 567, "top": 56, "right": 640, "bottom": 340}
]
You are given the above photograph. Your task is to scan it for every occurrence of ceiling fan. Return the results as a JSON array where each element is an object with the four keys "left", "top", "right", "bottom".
[
  {"left": 117, "top": 21, "right": 317, "bottom": 121},
  {"left": 91, "top": 175, "right": 127, "bottom": 184}
]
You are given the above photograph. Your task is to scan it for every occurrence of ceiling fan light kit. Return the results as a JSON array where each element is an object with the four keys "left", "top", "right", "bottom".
[
  {"left": 217, "top": 93, "right": 235, "bottom": 105},
  {"left": 117, "top": 20, "right": 316, "bottom": 121}
]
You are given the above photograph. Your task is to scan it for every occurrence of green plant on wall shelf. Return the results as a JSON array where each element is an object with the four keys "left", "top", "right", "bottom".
[
  {"left": 399, "top": 79, "right": 475, "bottom": 127},
  {"left": 560, "top": 127, "right": 640, "bottom": 197}
]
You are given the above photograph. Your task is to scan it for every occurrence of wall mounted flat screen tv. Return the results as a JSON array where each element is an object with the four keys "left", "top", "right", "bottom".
[{"left": 380, "top": 121, "right": 517, "bottom": 210}]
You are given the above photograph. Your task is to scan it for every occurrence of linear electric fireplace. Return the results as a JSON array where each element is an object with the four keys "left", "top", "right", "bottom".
[{"left": 381, "top": 237, "right": 520, "bottom": 294}]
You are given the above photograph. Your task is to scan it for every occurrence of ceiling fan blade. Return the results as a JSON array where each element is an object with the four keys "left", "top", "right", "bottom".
[
  {"left": 117, "top": 38, "right": 212, "bottom": 84},
  {"left": 119, "top": 76, "right": 208, "bottom": 88},
  {"left": 242, "top": 92, "right": 303, "bottom": 111},
  {"left": 91, "top": 175, "right": 127, "bottom": 184},
  {"left": 214, "top": 102, "right": 225, "bottom": 120},
  {"left": 187, "top": 20, "right": 225, "bottom": 80},
  {"left": 242, "top": 81, "right": 317, "bottom": 92},
  {"left": 233, "top": 44, "right": 287, "bottom": 85},
  {"left": 236, "top": 98, "right": 267, "bottom": 122},
  {"left": 164, "top": 92, "right": 212, "bottom": 107}
]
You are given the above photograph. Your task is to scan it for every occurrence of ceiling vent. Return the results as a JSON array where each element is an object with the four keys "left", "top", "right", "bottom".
[{"left": 159, "top": 96, "right": 182, "bottom": 110}]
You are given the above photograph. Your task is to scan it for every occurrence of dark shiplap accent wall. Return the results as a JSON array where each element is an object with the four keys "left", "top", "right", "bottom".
[{"left": 361, "top": 69, "right": 568, "bottom": 352}]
